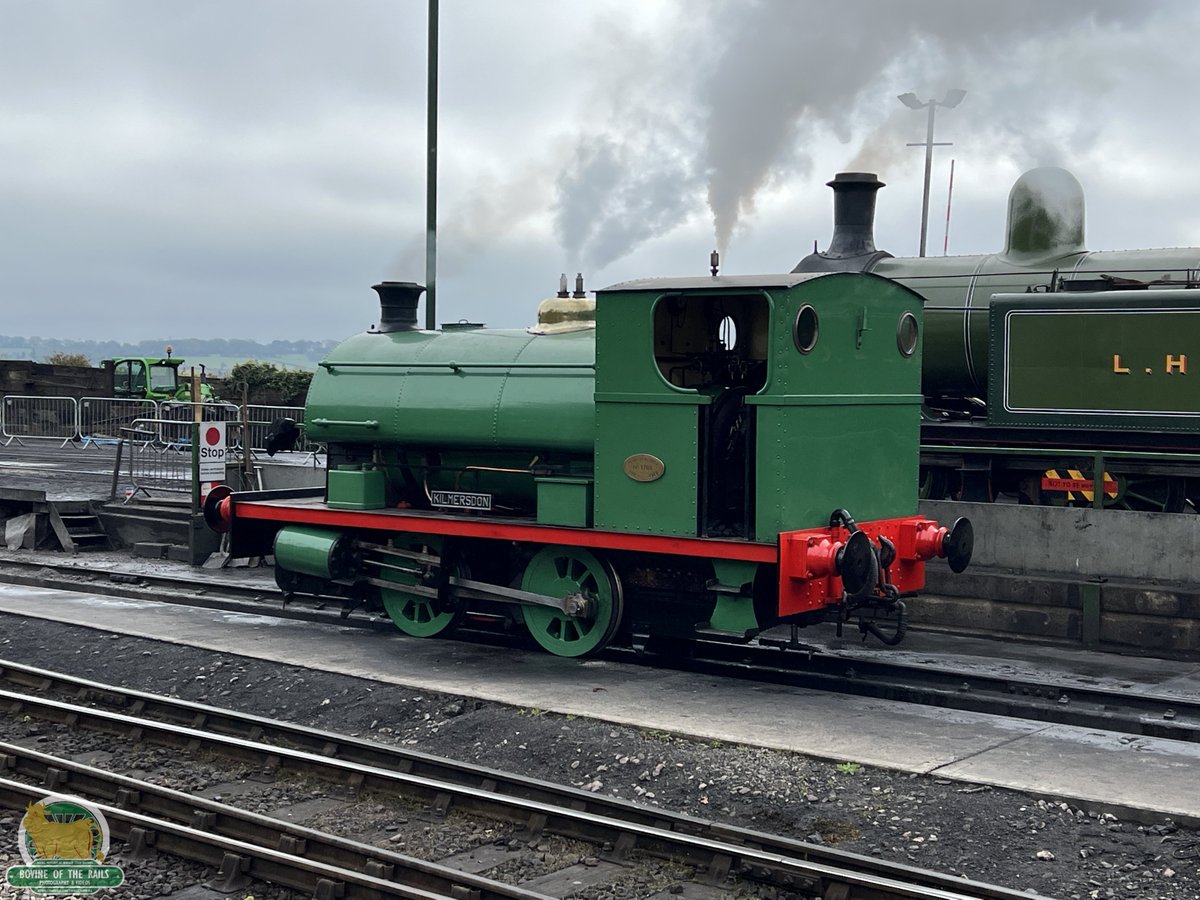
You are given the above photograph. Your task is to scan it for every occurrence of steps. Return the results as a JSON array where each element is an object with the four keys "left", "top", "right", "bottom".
[
  {"left": 96, "top": 497, "right": 222, "bottom": 564},
  {"left": 98, "top": 498, "right": 192, "bottom": 550},
  {"left": 47, "top": 502, "right": 111, "bottom": 553}
]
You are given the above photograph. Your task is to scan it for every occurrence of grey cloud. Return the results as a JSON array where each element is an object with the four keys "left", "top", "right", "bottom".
[
  {"left": 4, "top": 0, "right": 1200, "bottom": 345},
  {"left": 4, "top": 1, "right": 424, "bottom": 124}
]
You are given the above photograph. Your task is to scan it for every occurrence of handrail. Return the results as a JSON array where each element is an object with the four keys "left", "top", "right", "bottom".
[{"left": 318, "top": 361, "right": 593, "bottom": 371}]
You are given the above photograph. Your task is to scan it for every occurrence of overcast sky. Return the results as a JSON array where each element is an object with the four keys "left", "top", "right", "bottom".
[{"left": 5, "top": 0, "right": 1200, "bottom": 342}]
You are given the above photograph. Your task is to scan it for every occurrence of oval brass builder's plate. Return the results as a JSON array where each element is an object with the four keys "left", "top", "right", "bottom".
[{"left": 623, "top": 453, "right": 665, "bottom": 482}]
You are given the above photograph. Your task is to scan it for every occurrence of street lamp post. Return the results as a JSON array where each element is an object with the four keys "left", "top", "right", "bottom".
[
  {"left": 898, "top": 89, "right": 965, "bottom": 257},
  {"left": 425, "top": 0, "right": 439, "bottom": 329}
]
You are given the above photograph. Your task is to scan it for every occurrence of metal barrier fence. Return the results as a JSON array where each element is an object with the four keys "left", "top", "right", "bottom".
[
  {"left": 0, "top": 396, "right": 78, "bottom": 447},
  {"left": 157, "top": 400, "right": 242, "bottom": 427},
  {"left": 239, "top": 405, "right": 316, "bottom": 453},
  {"left": 79, "top": 397, "right": 158, "bottom": 445},
  {"left": 110, "top": 418, "right": 324, "bottom": 502},
  {"left": 1, "top": 395, "right": 312, "bottom": 454},
  {"left": 113, "top": 421, "right": 198, "bottom": 501}
]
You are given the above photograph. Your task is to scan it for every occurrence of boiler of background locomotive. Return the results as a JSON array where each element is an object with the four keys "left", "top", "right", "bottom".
[{"left": 794, "top": 167, "right": 1200, "bottom": 401}]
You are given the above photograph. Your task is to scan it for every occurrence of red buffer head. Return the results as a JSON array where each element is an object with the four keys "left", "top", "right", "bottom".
[
  {"left": 203, "top": 484, "right": 234, "bottom": 534},
  {"left": 915, "top": 516, "right": 973, "bottom": 572}
]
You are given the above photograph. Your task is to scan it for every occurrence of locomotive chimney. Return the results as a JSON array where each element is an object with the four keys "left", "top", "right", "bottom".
[
  {"left": 791, "top": 172, "right": 892, "bottom": 273},
  {"left": 372, "top": 281, "right": 425, "bottom": 333},
  {"left": 826, "top": 172, "right": 884, "bottom": 258}
]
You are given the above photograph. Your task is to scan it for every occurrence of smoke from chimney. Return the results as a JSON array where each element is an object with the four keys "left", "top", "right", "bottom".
[{"left": 699, "top": 0, "right": 1142, "bottom": 255}]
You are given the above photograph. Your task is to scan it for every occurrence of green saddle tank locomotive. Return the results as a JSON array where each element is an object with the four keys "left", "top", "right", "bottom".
[{"left": 208, "top": 271, "right": 972, "bottom": 656}]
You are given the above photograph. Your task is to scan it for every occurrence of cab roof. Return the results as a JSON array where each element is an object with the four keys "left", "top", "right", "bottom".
[{"left": 599, "top": 272, "right": 828, "bottom": 293}]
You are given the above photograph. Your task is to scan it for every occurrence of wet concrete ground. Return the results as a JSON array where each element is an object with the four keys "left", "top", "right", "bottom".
[
  {"left": 0, "top": 554, "right": 1197, "bottom": 827},
  {"left": 2, "top": 450, "right": 1199, "bottom": 827}
]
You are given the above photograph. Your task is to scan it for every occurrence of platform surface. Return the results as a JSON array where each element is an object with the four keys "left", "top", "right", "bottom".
[{"left": 0, "top": 566, "right": 1196, "bottom": 826}]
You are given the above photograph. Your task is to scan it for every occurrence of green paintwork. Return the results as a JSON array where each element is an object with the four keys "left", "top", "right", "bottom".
[
  {"left": 327, "top": 464, "right": 386, "bottom": 510},
  {"left": 307, "top": 327, "right": 596, "bottom": 516},
  {"left": 988, "top": 292, "right": 1200, "bottom": 431},
  {"left": 592, "top": 272, "right": 924, "bottom": 540},
  {"left": 594, "top": 400, "right": 701, "bottom": 535},
  {"left": 379, "top": 536, "right": 465, "bottom": 638},
  {"left": 592, "top": 276, "right": 756, "bottom": 537},
  {"left": 870, "top": 168, "right": 1200, "bottom": 399},
  {"left": 520, "top": 546, "right": 622, "bottom": 657},
  {"left": 382, "top": 572, "right": 461, "bottom": 636},
  {"left": 710, "top": 558, "right": 759, "bottom": 590},
  {"left": 706, "top": 558, "right": 762, "bottom": 634},
  {"left": 309, "top": 272, "right": 925, "bottom": 544},
  {"left": 592, "top": 279, "right": 706, "bottom": 535},
  {"left": 535, "top": 476, "right": 594, "bottom": 527},
  {"left": 707, "top": 595, "right": 761, "bottom": 634},
  {"left": 749, "top": 273, "right": 924, "bottom": 536},
  {"left": 306, "top": 328, "right": 596, "bottom": 451},
  {"left": 272, "top": 525, "right": 347, "bottom": 580},
  {"left": 876, "top": 248, "right": 1200, "bottom": 398}
]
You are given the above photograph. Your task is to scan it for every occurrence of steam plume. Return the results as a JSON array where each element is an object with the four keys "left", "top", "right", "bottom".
[{"left": 701, "top": 0, "right": 1149, "bottom": 254}]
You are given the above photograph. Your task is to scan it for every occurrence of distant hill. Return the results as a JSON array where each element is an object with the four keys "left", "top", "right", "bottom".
[{"left": 0, "top": 336, "right": 337, "bottom": 375}]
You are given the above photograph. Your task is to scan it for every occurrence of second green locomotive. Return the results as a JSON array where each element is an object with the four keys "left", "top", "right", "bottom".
[{"left": 794, "top": 168, "right": 1200, "bottom": 512}]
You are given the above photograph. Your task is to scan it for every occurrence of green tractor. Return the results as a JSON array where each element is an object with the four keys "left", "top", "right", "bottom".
[{"left": 102, "top": 350, "right": 218, "bottom": 403}]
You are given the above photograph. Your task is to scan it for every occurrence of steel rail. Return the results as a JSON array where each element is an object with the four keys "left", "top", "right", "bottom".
[
  {"left": 0, "top": 740, "right": 547, "bottom": 900},
  {"left": 0, "top": 669, "right": 1046, "bottom": 900},
  {"left": 0, "top": 559, "right": 1195, "bottom": 742},
  {"left": 624, "top": 636, "right": 1200, "bottom": 743},
  {"left": 0, "top": 775, "right": 473, "bottom": 900},
  {"left": 0, "top": 558, "right": 1196, "bottom": 742},
  {"left": 0, "top": 557, "right": 388, "bottom": 630}
]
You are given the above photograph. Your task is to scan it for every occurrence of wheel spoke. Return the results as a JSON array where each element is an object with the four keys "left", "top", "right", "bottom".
[
  {"left": 380, "top": 540, "right": 465, "bottom": 639},
  {"left": 521, "top": 547, "right": 624, "bottom": 658}
]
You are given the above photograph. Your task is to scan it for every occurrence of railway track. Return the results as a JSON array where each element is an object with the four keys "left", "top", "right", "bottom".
[
  {"left": 0, "top": 554, "right": 391, "bottom": 630},
  {"left": 6, "top": 732, "right": 559, "bottom": 900},
  {"left": 624, "top": 634, "right": 1200, "bottom": 744},
  {"left": 0, "top": 771, "right": 514, "bottom": 900},
  {"left": 0, "top": 556, "right": 1196, "bottom": 746},
  {"left": 0, "top": 665, "right": 1048, "bottom": 900}
]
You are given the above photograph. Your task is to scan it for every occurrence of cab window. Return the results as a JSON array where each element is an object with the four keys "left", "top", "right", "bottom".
[
  {"left": 652, "top": 292, "right": 769, "bottom": 393},
  {"left": 112, "top": 361, "right": 146, "bottom": 396},
  {"left": 149, "top": 365, "right": 178, "bottom": 393}
]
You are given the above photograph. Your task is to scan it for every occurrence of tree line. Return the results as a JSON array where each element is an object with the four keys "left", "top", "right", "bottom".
[
  {"left": 3, "top": 335, "right": 336, "bottom": 368},
  {"left": 28, "top": 354, "right": 313, "bottom": 405}
]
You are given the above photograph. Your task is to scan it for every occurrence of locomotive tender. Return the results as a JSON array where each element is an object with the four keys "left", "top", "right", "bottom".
[
  {"left": 794, "top": 168, "right": 1200, "bottom": 512},
  {"left": 209, "top": 271, "right": 972, "bottom": 655}
]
